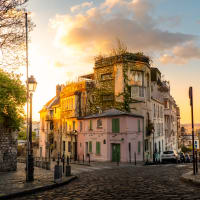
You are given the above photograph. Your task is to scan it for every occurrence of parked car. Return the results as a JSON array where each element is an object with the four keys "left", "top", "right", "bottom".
[
  {"left": 179, "top": 152, "right": 185, "bottom": 163},
  {"left": 161, "top": 150, "right": 180, "bottom": 163},
  {"left": 185, "top": 153, "right": 191, "bottom": 163}
]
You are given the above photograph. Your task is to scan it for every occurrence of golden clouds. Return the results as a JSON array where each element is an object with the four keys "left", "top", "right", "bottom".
[{"left": 50, "top": 0, "right": 199, "bottom": 66}]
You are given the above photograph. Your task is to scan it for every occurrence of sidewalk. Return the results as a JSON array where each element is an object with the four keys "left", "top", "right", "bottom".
[
  {"left": 181, "top": 170, "right": 200, "bottom": 186},
  {"left": 0, "top": 163, "right": 76, "bottom": 199}
]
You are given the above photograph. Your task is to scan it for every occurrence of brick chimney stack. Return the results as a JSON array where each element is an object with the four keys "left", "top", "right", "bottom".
[{"left": 56, "top": 84, "right": 61, "bottom": 96}]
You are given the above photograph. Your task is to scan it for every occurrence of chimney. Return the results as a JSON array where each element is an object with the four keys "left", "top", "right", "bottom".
[{"left": 56, "top": 84, "right": 61, "bottom": 96}]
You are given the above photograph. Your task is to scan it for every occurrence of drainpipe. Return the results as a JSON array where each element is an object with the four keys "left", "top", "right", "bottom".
[{"left": 143, "top": 117, "right": 145, "bottom": 162}]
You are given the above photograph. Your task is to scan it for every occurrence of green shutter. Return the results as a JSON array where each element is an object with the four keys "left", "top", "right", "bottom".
[
  {"left": 89, "top": 141, "right": 92, "bottom": 153},
  {"left": 89, "top": 120, "right": 92, "bottom": 130},
  {"left": 138, "top": 119, "right": 140, "bottom": 132},
  {"left": 138, "top": 141, "right": 141, "bottom": 154},
  {"left": 96, "top": 142, "right": 101, "bottom": 155},
  {"left": 73, "top": 121, "right": 75, "bottom": 130},
  {"left": 112, "top": 118, "right": 120, "bottom": 133}
]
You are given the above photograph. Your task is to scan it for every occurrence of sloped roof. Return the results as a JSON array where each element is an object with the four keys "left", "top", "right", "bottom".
[
  {"left": 39, "top": 96, "right": 59, "bottom": 113},
  {"left": 80, "top": 108, "right": 143, "bottom": 119}
]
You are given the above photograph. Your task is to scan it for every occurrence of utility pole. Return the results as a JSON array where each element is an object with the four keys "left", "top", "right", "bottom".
[
  {"left": 25, "top": 12, "right": 30, "bottom": 182},
  {"left": 189, "top": 87, "right": 196, "bottom": 175}
]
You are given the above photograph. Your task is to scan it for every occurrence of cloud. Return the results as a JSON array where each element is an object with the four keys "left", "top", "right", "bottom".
[
  {"left": 70, "top": 2, "right": 93, "bottom": 12},
  {"left": 50, "top": 0, "right": 200, "bottom": 66},
  {"left": 159, "top": 42, "right": 200, "bottom": 64}
]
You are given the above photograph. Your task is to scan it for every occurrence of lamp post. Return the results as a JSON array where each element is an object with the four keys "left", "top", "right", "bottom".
[{"left": 26, "top": 75, "right": 37, "bottom": 182}]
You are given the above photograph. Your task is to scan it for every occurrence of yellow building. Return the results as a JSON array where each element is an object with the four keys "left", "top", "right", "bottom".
[
  {"left": 60, "top": 80, "right": 91, "bottom": 159},
  {"left": 39, "top": 85, "right": 62, "bottom": 160}
]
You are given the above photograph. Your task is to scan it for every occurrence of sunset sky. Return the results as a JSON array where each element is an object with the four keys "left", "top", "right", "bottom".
[{"left": 24, "top": 0, "right": 200, "bottom": 124}]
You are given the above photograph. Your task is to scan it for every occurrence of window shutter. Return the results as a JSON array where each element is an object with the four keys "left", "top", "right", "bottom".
[
  {"left": 112, "top": 118, "right": 120, "bottom": 133},
  {"left": 89, "top": 141, "right": 92, "bottom": 153},
  {"left": 138, "top": 119, "right": 140, "bottom": 132},
  {"left": 89, "top": 120, "right": 92, "bottom": 130},
  {"left": 96, "top": 142, "right": 101, "bottom": 154}
]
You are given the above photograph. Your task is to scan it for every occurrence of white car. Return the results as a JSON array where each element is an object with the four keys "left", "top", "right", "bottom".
[{"left": 161, "top": 150, "right": 180, "bottom": 163}]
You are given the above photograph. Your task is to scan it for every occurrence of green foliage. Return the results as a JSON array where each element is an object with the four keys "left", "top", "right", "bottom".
[
  {"left": 0, "top": 69, "right": 26, "bottom": 130},
  {"left": 181, "top": 145, "right": 192, "bottom": 153}
]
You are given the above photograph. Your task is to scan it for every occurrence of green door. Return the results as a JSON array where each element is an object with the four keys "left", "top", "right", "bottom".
[{"left": 112, "top": 144, "right": 120, "bottom": 162}]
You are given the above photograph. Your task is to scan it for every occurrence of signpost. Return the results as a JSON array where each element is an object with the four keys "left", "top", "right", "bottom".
[{"left": 189, "top": 87, "right": 196, "bottom": 175}]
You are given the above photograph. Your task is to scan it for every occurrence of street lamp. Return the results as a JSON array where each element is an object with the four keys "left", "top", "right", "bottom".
[{"left": 26, "top": 75, "right": 37, "bottom": 182}]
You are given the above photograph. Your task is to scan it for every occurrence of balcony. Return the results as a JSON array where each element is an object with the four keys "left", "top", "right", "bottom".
[{"left": 45, "top": 114, "right": 53, "bottom": 121}]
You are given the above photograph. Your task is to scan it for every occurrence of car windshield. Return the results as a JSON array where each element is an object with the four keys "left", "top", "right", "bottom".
[{"left": 163, "top": 151, "right": 174, "bottom": 154}]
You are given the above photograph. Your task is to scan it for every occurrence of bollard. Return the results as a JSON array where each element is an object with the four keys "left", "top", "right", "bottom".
[
  {"left": 134, "top": 152, "right": 136, "bottom": 165},
  {"left": 54, "top": 164, "right": 62, "bottom": 182},
  {"left": 65, "top": 165, "right": 71, "bottom": 176},
  {"left": 83, "top": 155, "right": 84, "bottom": 164}
]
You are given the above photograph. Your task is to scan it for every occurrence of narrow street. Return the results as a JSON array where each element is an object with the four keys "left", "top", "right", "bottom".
[{"left": 13, "top": 163, "right": 200, "bottom": 200}]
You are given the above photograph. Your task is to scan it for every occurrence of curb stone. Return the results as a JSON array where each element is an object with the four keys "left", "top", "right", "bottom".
[
  {"left": 0, "top": 176, "right": 77, "bottom": 200},
  {"left": 180, "top": 171, "right": 200, "bottom": 186}
]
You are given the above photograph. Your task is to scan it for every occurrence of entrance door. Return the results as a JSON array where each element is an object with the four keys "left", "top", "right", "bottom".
[{"left": 112, "top": 144, "right": 120, "bottom": 162}]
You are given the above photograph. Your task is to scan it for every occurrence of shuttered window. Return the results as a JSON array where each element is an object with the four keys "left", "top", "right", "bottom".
[
  {"left": 89, "top": 120, "right": 93, "bottom": 130},
  {"left": 96, "top": 142, "right": 101, "bottom": 155},
  {"left": 112, "top": 118, "right": 120, "bottom": 133},
  {"left": 89, "top": 141, "right": 92, "bottom": 153}
]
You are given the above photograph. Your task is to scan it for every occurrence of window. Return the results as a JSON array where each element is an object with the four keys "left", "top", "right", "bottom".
[
  {"left": 63, "top": 141, "right": 66, "bottom": 152},
  {"left": 130, "top": 70, "right": 143, "bottom": 86},
  {"left": 89, "top": 141, "right": 92, "bottom": 153},
  {"left": 131, "top": 86, "right": 145, "bottom": 98},
  {"left": 101, "top": 73, "right": 112, "bottom": 80},
  {"left": 73, "top": 121, "right": 75, "bottom": 131},
  {"left": 138, "top": 119, "right": 140, "bottom": 132},
  {"left": 68, "top": 141, "right": 71, "bottom": 152},
  {"left": 96, "top": 142, "right": 101, "bottom": 155},
  {"left": 50, "top": 121, "right": 54, "bottom": 130},
  {"left": 138, "top": 141, "right": 141, "bottom": 154},
  {"left": 159, "top": 141, "right": 161, "bottom": 153},
  {"left": 97, "top": 119, "right": 102, "bottom": 128},
  {"left": 80, "top": 121, "right": 82, "bottom": 132},
  {"left": 89, "top": 120, "right": 93, "bottom": 130},
  {"left": 112, "top": 118, "right": 120, "bottom": 133}
]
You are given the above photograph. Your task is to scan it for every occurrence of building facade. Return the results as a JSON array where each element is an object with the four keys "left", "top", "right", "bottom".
[{"left": 78, "top": 109, "right": 144, "bottom": 162}]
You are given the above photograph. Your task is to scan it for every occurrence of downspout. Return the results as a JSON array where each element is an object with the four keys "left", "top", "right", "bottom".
[{"left": 143, "top": 117, "right": 145, "bottom": 162}]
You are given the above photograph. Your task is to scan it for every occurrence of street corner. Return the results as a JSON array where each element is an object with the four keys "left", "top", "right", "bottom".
[{"left": 181, "top": 171, "right": 200, "bottom": 186}]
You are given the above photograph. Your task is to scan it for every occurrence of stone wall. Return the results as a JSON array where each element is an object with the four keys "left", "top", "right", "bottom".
[{"left": 0, "top": 129, "right": 17, "bottom": 171}]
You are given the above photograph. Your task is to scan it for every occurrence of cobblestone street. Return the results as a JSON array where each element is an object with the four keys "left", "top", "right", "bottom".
[{"left": 12, "top": 163, "right": 200, "bottom": 200}]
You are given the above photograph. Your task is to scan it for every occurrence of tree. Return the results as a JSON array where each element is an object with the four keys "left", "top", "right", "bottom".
[
  {"left": 0, "top": 0, "right": 34, "bottom": 69},
  {"left": 0, "top": 69, "right": 26, "bottom": 130}
]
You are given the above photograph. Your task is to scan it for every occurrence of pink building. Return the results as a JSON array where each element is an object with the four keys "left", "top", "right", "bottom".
[{"left": 77, "top": 109, "right": 144, "bottom": 162}]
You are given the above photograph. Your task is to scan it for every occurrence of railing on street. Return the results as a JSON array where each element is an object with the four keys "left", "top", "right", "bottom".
[{"left": 17, "top": 157, "right": 51, "bottom": 170}]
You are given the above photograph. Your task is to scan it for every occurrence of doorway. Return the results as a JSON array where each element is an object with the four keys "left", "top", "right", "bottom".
[{"left": 112, "top": 143, "right": 120, "bottom": 162}]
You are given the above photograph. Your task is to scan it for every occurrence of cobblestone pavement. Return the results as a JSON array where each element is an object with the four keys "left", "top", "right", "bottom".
[{"left": 12, "top": 163, "right": 200, "bottom": 200}]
